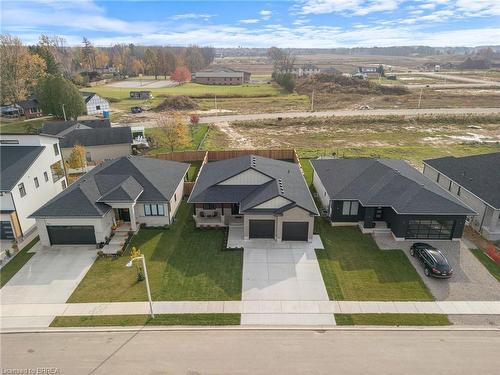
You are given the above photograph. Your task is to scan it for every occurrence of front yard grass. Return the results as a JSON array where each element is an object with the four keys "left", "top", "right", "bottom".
[
  {"left": 0, "top": 237, "right": 39, "bottom": 288},
  {"left": 469, "top": 249, "right": 500, "bottom": 282},
  {"left": 0, "top": 118, "right": 45, "bottom": 134},
  {"left": 335, "top": 314, "right": 451, "bottom": 326},
  {"left": 315, "top": 219, "right": 433, "bottom": 301},
  {"left": 50, "top": 313, "right": 241, "bottom": 327},
  {"left": 67, "top": 201, "right": 243, "bottom": 302},
  {"left": 146, "top": 123, "right": 208, "bottom": 154}
]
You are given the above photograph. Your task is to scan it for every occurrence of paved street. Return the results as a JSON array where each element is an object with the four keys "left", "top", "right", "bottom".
[{"left": 1, "top": 329, "right": 499, "bottom": 374}]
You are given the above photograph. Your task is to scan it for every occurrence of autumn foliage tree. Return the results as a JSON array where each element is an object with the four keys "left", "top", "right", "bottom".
[
  {"left": 156, "top": 112, "right": 191, "bottom": 152},
  {"left": 67, "top": 144, "right": 87, "bottom": 171},
  {"left": 171, "top": 66, "right": 191, "bottom": 83}
]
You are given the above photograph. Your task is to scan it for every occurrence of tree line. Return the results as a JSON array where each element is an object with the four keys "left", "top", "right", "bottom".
[{"left": 0, "top": 33, "right": 215, "bottom": 105}]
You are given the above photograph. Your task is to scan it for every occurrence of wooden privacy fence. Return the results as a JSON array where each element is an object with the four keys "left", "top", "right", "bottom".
[
  {"left": 150, "top": 149, "right": 299, "bottom": 163},
  {"left": 183, "top": 181, "right": 196, "bottom": 196},
  {"left": 151, "top": 150, "right": 207, "bottom": 162}
]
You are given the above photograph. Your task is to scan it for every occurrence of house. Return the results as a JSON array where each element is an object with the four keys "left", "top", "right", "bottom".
[
  {"left": 280, "top": 64, "right": 321, "bottom": 78},
  {"left": 41, "top": 120, "right": 133, "bottom": 163},
  {"left": 0, "top": 134, "right": 67, "bottom": 242},
  {"left": 16, "top": 97, "right": 43, "bottom": 119},
  {"left": 311, "top": 158, "right": 475, "bottom": 241},
  {"left": 355, "top": 66, "right": 381, "bottom": 79},
  {"left": 192, "top": 68, "right": 251, "bottom": 85},
  {"left": 0, "top": 105, "right": 21, "bottom": 118},
  {"left": 188, "top": 155, "right": 318, "bottom": 242},
  {"left": 81, "top": 92, "right": 110, "bottom": 116},
  {"left": 423, "top": 153, "right": 500, "bottom": 241},
  {"left": 31, "top": 156, "right": 189, "bottom": 246},
  {"left": 130, "top": 91, "right": 152, "bottom": 99}
]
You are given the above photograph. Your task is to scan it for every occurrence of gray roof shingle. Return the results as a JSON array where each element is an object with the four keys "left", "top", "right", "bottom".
[
  {"left": 424, "top": 152, "right": 500, "bottom": 209},
  {"left": 60, "top": 127, "right": 132, "bottom": 148},
  {"left": 31, "top": 156, "right": 189, "bottom": 218},
  {"left": 188, "top": 155, "right": 318, "bottom": 215},
  {"left": 0, "top": 146, "right": 44, "bottom": 191},
  {"left": 311, "top": 158, "right": 475, "bottom": 215},
  {"left": 41, "top": 119, "right": 110, "bottom": 136}
]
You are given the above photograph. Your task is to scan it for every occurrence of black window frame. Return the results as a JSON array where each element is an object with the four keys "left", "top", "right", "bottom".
[
  {"left": 406, "top": 219, "right": 455, "bottom": 240},
  {"left": 144, "top": 204, "right": 165, "bottom": 216},
  {"left": 18, "top": 183, "right": 26, "bottom": 197},
  {"left": 203, "top": 203, "right": 217, "bottom": 210},
  {"left": 44, "top": 171, "right": 49, "bottom": 182},
  {"left": 53, "top": 143, "right": 60, "bottom": 156},
  {"left": 61, "top": 180, "right": 67, "bottom": 189},
  {"left": 34, "top": 177, "right": 39, "bottom": 188}
]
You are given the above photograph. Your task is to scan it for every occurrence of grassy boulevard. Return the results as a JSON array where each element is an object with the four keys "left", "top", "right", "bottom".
[{"left": 0, "top": 237, "right": 39, "bottom": 288}]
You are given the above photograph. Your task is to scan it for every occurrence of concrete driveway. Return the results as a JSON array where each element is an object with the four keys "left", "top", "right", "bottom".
[
  {"left": 373, "top": 234, "right": 500, "bottom": 301},
  {"left": 0, "top": 244, "right": 97, "bottom": 328},
  {"left": 229, "top": 227, "right": 335, "bottom": 326}
]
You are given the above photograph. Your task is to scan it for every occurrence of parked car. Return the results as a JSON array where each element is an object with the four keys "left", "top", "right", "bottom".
[
  {"left": 410, "top": 243, "right": 453, "bottom": 278},
  {"left": 131, "top": 106, "right": 143, "bottom": 114}
]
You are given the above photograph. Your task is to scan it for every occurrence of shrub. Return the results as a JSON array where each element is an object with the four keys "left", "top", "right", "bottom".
[{"left": 190, "top": 113, "right": 200, "bottom": 124}]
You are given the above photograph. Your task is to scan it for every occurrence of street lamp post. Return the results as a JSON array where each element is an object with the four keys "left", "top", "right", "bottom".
[{"left": 126, "top": 255, "right": 154, "bottom": 318}]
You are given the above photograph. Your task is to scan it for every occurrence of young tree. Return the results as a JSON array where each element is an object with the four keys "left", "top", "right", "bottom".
[
  {"left": 95, "top": 49, "right": 109, "bottom": 68},
  {"left": 144, "top": 48, "right": 157, "bottom": 78},
  {"left": 67, "top": 144, "right": 87, "bottom": 171},
  {"left": 156, "top": 49, "right": 176, "bottom": 79},
  {"left": 30, "top": 36, "right": 60, "bottom": 75},
  {"left": 80, "top": 37, "right": 96, "bottom": 71},
  {"left": 36, "top": 75, "right": 85, "bottom": 120},
  {"left": 171, "top": 66, "right": 191, "bottom": 83},
  {"left": 156, "top": 112, "right": 191, "bottom": 152},
  {"left": 0, "top": 34, "right": 46, "bottom": 104}
]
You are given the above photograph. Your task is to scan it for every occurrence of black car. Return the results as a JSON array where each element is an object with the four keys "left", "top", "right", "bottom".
[
  {"left": 131, "top": 106, "right": 143, "bottom": 114},
  {"left": 410, "top": 243, "right": 453, "bottom": 278}
]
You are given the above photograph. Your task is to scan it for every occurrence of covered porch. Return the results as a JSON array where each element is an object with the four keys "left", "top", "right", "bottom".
[{"left": 193, "top": 203, "right": 244, "bottom": 227}]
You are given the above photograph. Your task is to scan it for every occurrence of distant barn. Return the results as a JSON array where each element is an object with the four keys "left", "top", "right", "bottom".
[{"left": 192, "top": 67, "right": 251, "bottom": 85}]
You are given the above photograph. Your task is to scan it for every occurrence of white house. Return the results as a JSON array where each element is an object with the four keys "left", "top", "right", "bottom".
[
  {"left": 81, "top": 92, "right": 110, "bottom": 116},
  {"left": 0, "top": 134, "right": 67, "bottom": 241}
]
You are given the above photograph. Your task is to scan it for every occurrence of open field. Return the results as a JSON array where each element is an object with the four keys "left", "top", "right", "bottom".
[
  {"left": 205, "top": 114, "right": 500, "bottom": 165},
  {"left": 67, "top": 202, "right": 243, "bottom": 303},
  {"left": 145, "top": 123, "right": 208, "bottom": 154}
]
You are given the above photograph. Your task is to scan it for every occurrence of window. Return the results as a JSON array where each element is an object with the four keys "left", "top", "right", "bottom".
[
  {"left": 448, "top": 181, "right": 452, "bottom": 191},
  {"left": 34, "top": 177, "right": 39, "bottom": 188},
  {"left": 405, "top": 219, "right": 455, "bottom": 240},
  {"left": 457, "top": 187, "right": 461, "bottom": 196},
  {"left": 96, "top": 105, "right": 101, "bottom": 110},
  {"left": 174, "top": 194, "right": 177, "bottom": 202},
  {"left": 53, "top": 143, "right": 60, "bottom": 156},
  {"left": 44, "top": 171, "right": 49, "bottom": 182},
  {"left": 61, "top": 180, "right": 67, "bottom": 189},
  {"left": 342, "top": 201, "right": 359, "bottom": 216},
  {"left": 86, "top": 152, "right": 92, "bottom": 162},
  {"left": 18, "top": 183, "right": 26, "bottom": 197},
  {"left": 144, "top": 204, "right": 165, "bottom": 216},
  {"left": 437, "top": 173, "right": 440, "bottom": 183},
  {"left": 0, "top": 139, "right": 19, "bottom": 144},
  {"left": 50, "top": 161, "right": 64, "bottom": 182},
  {"left": 203, "top": 203, "right": 216, "bottom": 210}
]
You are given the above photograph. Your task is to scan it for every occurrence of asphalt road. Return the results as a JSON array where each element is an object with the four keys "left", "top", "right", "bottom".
[
  {"left": 2, "top": 329, "right": 499, "bottom": 374},
  {"left": 198, "top": 107, "right": 500, "bottom": 124}
]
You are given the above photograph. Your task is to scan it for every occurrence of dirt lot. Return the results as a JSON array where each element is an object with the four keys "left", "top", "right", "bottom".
[{"left": 204, "top": 114, "right": 500, "bottom": 165}]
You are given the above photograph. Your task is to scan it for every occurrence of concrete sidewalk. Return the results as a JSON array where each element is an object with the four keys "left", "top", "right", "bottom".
[{"left": 2, "top": 300, "right": 500, "bottom": 329}]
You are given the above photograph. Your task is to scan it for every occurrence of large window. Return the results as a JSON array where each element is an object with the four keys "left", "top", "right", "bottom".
[
  {"left": 342, "top": 201, "right": 359, "bottom": 216},
  {"left": 34, "top": 177, "right": 39, "bottom": 188},
  {"left": 203, "top": 203, "right": 217, "bottom": 210},
  {"left": 50, "top": 161, "right": 64, "bottom": 182},
  {"left": 144, "top": 204, "right": 165, "bottom": 216},
  {"left": 18, "top": 183, "right": 26, "bottom": 197},
  {"left": 406, "top": 219, "right": 455, "bottom": 240},
  {"left": 53, "top": 143, "right": 60, "bottom": 156}
]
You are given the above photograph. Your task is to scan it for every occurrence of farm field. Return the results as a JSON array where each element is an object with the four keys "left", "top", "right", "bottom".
[{"left": 204, "top": 114, "right": 500, "bottom": 166}]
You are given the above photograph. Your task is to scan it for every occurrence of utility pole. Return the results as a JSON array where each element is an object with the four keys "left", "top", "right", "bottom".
[
  {"left": 62, "top": 104, "right": 67, "bottom": 121},
  {"left": 214, "top": 94, "right": 218, "bottom": 120},
  {"left": 418, "top": 87, "right": 423, "bottom": 109},
  {"left": 310, "top": 88, "right": 315, "bottom": 112}
]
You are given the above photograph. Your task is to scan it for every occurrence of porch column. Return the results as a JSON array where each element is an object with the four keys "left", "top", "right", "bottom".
[
  {"left": 363, "top": 207, "right": 375, "bottom": 229},
  {"left": 130, "top": 204, "right": 137, "bottom": 231}
]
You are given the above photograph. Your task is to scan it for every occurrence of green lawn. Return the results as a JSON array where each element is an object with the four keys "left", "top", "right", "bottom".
[
  {"left": 50, "top": 313, "right": 240, "bottom": 327},
  {"left": 0, "top": 237, "right": 39, "bottom": 288},
  {"left": 315, "top": 219, "right": 433, "bottom": 301},
  {"left": 68, "top": 201, "right": 243, "bottom": 302},
  {"left": 335, "top": 314, "right": 451, "bottom": 326},
  {"left": 146, "top": 123, "right": 209, "bottom": 154},
  {"left": 299, "top": 158, "right": 313, "bottom": 187},
  {"left": 187, "top": 161, "right": 203, "bottom": 181},
  {"left": 469, "top": 249, "right": 500, "bottom": 282},
  {"left": 0, "top": 118, "right": 45, "bottom": 134}
]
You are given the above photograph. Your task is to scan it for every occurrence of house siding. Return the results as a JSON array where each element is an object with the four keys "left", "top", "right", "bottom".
[
  {"left": 85, "top": 95, "right": 109, "bottom": 116},
  {"left": 313, "top": 170, "right": 331, "bottom": 213},
  {"left": 62, "top": 143, "right": 131, "bottom": 163},
  {"left": 134, "top": 203, "right": 170, "bottom": 226},
  {"left": 168, "top": 177, "right": 185, "bottom": 223},
  {"left": 331, "top": 200, "right": 364, "bottom": 223}
]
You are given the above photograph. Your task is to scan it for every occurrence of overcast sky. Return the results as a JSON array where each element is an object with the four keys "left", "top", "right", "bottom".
[{"left": 2, "top": 0, "right": 499, "bottom": 47}]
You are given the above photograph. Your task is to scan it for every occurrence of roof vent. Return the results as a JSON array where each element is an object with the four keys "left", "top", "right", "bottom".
[
  {"left": 251, "top": 155, "right": 256, "bottom": 167},
  {"left": 278, "top": 179, "right": 285, "bottom": 195}
]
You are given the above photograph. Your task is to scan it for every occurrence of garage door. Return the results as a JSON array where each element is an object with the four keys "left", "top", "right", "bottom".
[
  {"left": 47, "top": 225, "right": 96, "bottom": 245},
  {"left": 282, "top": 222, "right": 309, "bottom": 241},
  {"left": 249, "top": 220, "right": 275, "bottom": 239},
  {"left": 0, "top": 221, "right": 14, "bottom": 240}
]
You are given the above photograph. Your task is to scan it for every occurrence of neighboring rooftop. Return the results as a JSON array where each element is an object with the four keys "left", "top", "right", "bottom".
[
  {"left": 80, "top": 92, "right": 96, "bottom": 103},
  {"left": 424, "top": 152, "right": 500, "bottom": 209},
  {"left": 194, "top": 67, "right": 249, "bottom": 78},
  {"left": 31, "top": 156, "right": 189, "bottom": 218},
  {"left": 189, "top": 154, "right": 318, "bottom": 215},
  {"left": 41, "top": 119, "right": 111, "bottom": 136},
  {"left": 311, "top": 158, "right": 475, "bottom": 215},
  {"left": 0, "top": 146, "right": 44, "bottom": 191},
  {"left": 60, "top": 127, "right": 132, "bottom": 148}
]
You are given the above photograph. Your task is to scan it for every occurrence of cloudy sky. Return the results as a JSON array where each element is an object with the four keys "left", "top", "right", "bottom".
[{"left": 1, "top": 0, "right": 499, "bottom": 47}]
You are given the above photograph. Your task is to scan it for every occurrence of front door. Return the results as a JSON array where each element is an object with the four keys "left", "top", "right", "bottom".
[
  {"left": 116, "top": 208, "right": 130, "bottom": 222},
  {"left": 374, "top": 207, "right": 383, "bottom": 220}
]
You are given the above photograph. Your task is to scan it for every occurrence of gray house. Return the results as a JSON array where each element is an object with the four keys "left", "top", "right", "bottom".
[
  {"left": 423, "top": 152, "right": 500, "bottom": 241},
  {"left": 31, "top": 156, "right": 189, "bottom": 246},
  {"left": 311, "top": 158, "right": 475, "bottom": 241},
  {"left": 193, "top": 67, "right": 251, "bottom": 85},
  {"left": 188, "top": 155, "right": 318, "bottom": 242},
  {"left": 41, "top": 120, "right": 132, "bottom": 163}
]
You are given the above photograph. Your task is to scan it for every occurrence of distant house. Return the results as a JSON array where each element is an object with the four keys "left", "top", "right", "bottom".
[
  {"left": 423, "top": 153, "right": 500, "bottom": 241},
  {"left": 41, "top": 120, "right": 132, "bottom": 163},
  {"left": 0, "top": 105, "right": 21, "bottom": 118},
  {"left": 355, "top": 66, "right": 381, "bottom": 79},
  {"left": 0, "top": 134, "right": 67, "bottom": 242},
  {"left": 130, "top": 91, "right": 152, "bottom": 99},
  {"left": 31, "top": 156, "right": 189, "bottom": 246},
  {"left": 311, "top": 158, "right": 475, "bottom": 241},
  {"left": 16, "top": 97, "right": 43, "bottom": 119},
  {"left": 81, "top": 92, "right": 109, "bottom": 116},
  {"left": 192, "top": 67, "right": 251, "bottom": 85},
  {"left": 281, "top": 64, "right": 321, "bottom": 77}
]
